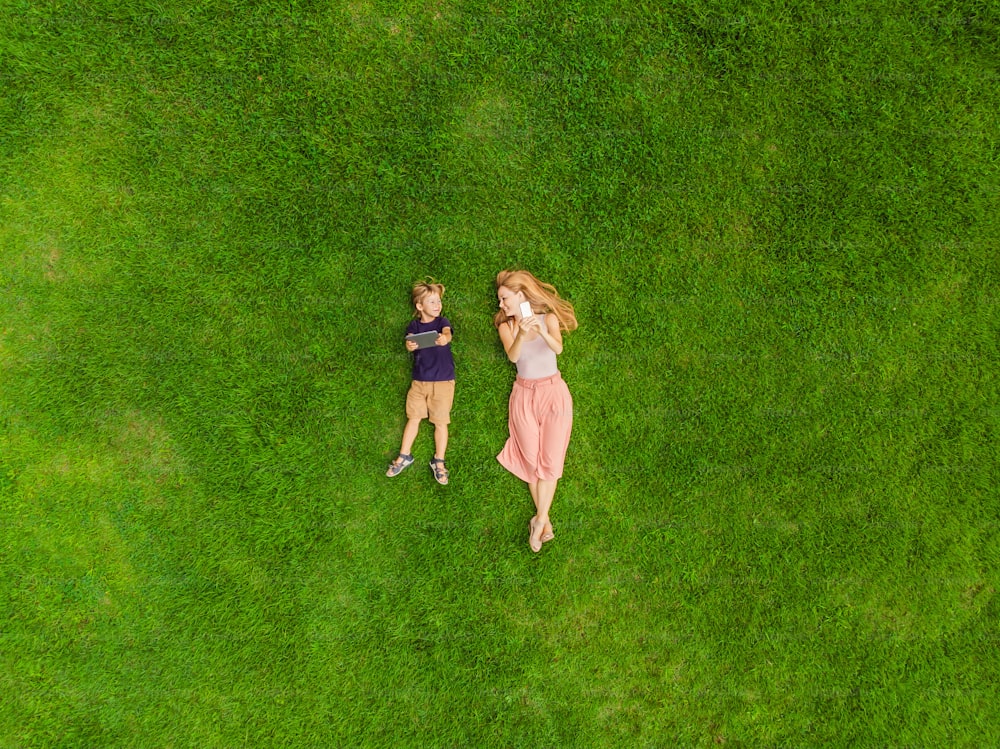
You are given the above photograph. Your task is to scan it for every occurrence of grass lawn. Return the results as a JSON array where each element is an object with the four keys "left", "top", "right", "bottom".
[{"left": 1, "top": 0, "right": 998, "bottom": 745}]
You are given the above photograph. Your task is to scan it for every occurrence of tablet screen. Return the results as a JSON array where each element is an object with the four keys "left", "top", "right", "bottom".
[{"left": 405, "top": 331, "right": 439, "bottom": 349}]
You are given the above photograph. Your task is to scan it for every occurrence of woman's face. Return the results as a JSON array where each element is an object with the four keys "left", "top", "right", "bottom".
[{"left": 497, "top": 286, "right": 523, "bottom": 318}]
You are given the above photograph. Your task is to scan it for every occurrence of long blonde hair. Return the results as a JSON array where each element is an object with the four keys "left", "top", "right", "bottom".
[{"left": 493, "top": 270, "right": 578, "bottom": 331}]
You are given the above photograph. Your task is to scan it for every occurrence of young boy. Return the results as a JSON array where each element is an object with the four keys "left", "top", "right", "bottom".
[{"left": 386, "top": 280, "right": 454, "bottom": 485}]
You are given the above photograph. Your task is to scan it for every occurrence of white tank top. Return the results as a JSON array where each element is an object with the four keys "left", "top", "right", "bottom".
[{"left": 515, "top": 314, "right": 559, "bottom": 379}]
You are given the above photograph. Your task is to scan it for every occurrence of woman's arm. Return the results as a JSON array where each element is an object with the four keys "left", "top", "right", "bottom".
[
  {"left": 539, "top": 313, "right": 563, "bottom": 355},
  {"left": 519, "top": 313, "right": 563, "bottom": 355},
  {"left": 498, "top": 320, "right": 525, "bottom": 363}
]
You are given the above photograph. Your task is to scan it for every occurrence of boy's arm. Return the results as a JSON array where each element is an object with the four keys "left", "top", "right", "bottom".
[{"left": 435, "top": 326, "right": 452, "bottom": 346}]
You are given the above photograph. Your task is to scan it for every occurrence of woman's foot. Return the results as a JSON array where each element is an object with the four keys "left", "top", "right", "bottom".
[
  {"left": 528, "top": 517, "right": 545, "bottom": 553},
  {"left": 541, "top": 521, "right": 554, "bottom": 544}
]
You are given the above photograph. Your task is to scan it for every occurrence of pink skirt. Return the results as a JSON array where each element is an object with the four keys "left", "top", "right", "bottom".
[{"left": 497, "top": 373, "right": 573, "bottom": 482}]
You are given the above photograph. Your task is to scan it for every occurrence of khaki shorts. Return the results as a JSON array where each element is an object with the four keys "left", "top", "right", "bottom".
[{"left": 406, "top": 380, "right": 455, "bottom": 425}]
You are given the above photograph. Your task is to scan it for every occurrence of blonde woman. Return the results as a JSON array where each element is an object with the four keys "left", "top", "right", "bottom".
[{"left": 494, "top": 270, "right": 577, "bottom": 552}]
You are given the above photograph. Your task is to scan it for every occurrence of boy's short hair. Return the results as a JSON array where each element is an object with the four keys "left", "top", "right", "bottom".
[{"left": 412, "top": 279, "right": 445, "bottom": 314}]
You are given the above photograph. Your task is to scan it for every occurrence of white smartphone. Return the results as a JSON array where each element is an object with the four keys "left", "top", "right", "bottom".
[{"left": 519, "top": 301, "right": 533, "bottom": 319}]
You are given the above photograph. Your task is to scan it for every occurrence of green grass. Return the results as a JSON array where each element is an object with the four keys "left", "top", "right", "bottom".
[{"left": 1, "top": 0, "right": 998, "bottom": 745}]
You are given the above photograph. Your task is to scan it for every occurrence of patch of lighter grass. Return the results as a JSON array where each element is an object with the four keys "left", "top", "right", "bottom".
[
  {"left": 0, "top": 97, "right": 129, "bottom": 333},
  {"left": 101, "top": 408, "right": 191, "bottom": 501},
  {"left": 456, "top": 89, "right": 517, "bottom": 140},
  {"left": 0, "top": 197, "right": 104, "bottom": 291},
  {"left": 3, "top": 404, "right": 194, "bottom": 635},
  {"left": 6, "top": 438, "right": 132, "bottom": 629},
  {"left": 338, "top": 1, "right": 424, "bottom": 43}
]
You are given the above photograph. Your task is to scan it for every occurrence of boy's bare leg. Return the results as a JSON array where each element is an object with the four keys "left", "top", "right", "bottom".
[
  {"left": 398, "top": 418, "right": 422, "bottom": 457},
  {"left": 433, "top": 422, "right": 448, "bottom": 460}
]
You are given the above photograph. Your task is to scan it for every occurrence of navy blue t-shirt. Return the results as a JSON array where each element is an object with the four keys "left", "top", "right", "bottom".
[{"left": 407, "top": 316, "right": 455, "bottom": 382}]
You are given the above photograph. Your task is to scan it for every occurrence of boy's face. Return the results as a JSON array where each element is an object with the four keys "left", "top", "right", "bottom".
[{"left": 417, "top": 293, "right": 442, "bottom": 320}]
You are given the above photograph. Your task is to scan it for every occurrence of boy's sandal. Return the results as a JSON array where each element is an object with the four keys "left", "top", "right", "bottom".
[
  {"left": 386, "top": 453, "right": 414, "bottom": 477},
  {"left": 429, "top": 458, "right": 449, "bottom": 485}
]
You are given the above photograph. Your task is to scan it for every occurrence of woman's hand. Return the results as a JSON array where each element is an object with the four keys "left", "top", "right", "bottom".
[
  {"left": 518, "top": 314, "right": 542, "bottom": 334},
  {"left": 524, "top": 313, "right": 564, "bottom": 355}
]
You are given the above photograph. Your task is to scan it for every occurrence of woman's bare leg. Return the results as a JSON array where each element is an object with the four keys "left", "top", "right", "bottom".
[
  {"left": 527, "top": 480, "right": 554, "bottom": 544},
  {"left": 529, "top": 478, "right": 558, "bottom": 551}
]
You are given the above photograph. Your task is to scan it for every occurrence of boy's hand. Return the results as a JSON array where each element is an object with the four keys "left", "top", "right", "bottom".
[
  {"left": 435, "top": 327, "right": 452, "bottom": 346},
  {"left": 405, "top": 339, "right": 418, "bottom": 352}
]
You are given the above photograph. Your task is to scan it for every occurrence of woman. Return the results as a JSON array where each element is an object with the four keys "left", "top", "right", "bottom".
[{"left": 494, "top": 270, "right": 578, "bottom": 552}]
